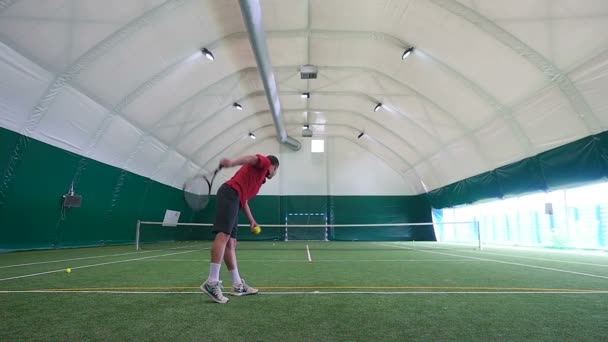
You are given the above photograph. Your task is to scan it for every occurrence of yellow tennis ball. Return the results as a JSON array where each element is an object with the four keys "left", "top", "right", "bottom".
[
  {"left": 253, "top": 226, "right": 262, "bottom": 235},
  {"left": 66, "top": 268, "right": 71, "bottom": 273}
]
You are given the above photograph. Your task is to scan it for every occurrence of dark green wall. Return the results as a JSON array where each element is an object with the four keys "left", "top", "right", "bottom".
[
  {"left": 240, "top": 195, "right": 432, "bottom": 241},
  {"left": 427, "top": 132, "right": 608, "bottom": 208},
  {"left": 5, "top": 126, "right": 605, "bottom": 249},
  {"left": 0, "top": 127, "right": 213, "bottom": 251},
  {"left": 0, "top": 127, "right": 432, "bottom": 251}
]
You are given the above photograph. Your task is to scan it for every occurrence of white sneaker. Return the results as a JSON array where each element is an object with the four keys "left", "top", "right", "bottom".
[
  {"left": 231, "top": 279, "right": 259, "bottom": 296},
  {"left": 200, "top": 280, "right": 229, "bottom": 303}
]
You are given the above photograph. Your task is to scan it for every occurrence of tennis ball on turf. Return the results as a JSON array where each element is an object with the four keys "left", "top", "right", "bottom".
[
  {"left": 253, "top": 226, "right": 262, "bottom": 235},
  {"left": 66, "top": 268, "right": 71, "bottom": 273}
]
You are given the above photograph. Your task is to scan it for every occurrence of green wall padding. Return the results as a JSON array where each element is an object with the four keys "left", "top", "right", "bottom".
[
  {"left": 0, "top": 127, "right": 433, "bottom": 251},
  {"left": 7, "top": 127, "right": 607, "bottom": 247},
  {"left": 0, "top": 127, "right": 199, "bottom": 251},
  {"left": 494, "top": 157, "right": 546, "bottom": 196},
  {"left": 428, "top": 132, "right": 608, "bottom": 209},
  {"left": 330, "top": 195, "right": 433, "bottom": 241},
  {"left": 222, "top": 195, "right": 434, "bottom": 242}
]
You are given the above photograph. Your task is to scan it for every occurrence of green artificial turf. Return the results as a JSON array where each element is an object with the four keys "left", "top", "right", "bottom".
[{"left": 1, "top": 241, "right": 607, "bottom": 341}]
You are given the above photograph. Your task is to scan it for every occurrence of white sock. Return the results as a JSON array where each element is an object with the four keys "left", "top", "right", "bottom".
[
  {"left": 208, "top": 263, "right": 221, "bottom": 283},
  {"left": 229, "top": 269, "right": 242, "bottom": 286}
]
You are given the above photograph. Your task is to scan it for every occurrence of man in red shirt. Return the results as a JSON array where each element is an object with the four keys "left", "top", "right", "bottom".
[{"left": 200, "top": 154, "right": 279, "bottom": 303}]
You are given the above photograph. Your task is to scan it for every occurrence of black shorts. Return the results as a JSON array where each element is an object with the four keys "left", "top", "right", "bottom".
[{"left": 213, "top": 183, "right": 240, "bottom": 239}]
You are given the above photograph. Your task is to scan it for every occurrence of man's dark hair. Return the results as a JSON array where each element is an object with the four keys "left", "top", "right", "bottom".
[{"left": 267, "top": 155, "right": 279, "bottom": 167}]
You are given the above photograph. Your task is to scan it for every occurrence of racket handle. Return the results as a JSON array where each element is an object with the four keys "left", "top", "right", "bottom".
[{"left": 214, "top": 164, "right": 223, "bottom": 175}]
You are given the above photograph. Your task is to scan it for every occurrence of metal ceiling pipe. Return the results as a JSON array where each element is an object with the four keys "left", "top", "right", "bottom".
[{"left": 238, "top": 0, "right": 301, "bottom": 151}]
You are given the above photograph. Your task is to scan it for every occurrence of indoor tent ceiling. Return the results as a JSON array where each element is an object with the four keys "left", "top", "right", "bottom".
[{"left": 1, "top": 0, "right": 608, "bottom": 194}]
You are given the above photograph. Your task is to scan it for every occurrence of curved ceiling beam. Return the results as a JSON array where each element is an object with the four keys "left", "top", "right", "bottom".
[
  {"left": 567, "top": 45, "right": 608, "bottom": 75},
  {"left": 148, "top": 66, "right": 260, "bottom": 130},
  {"left": 115, "top": 28, "right": 531, "bottom": 156},
  {"left": 22, "top": 0, "right": 188, "bottom": 133},
  {"left": 150, "top": 65, "right": 491, "bottom": 176},
  {"left": 430, "top": 0, "right": 601, "bottom": 135},
  {"left": 147, "top": 105, "right": 415, "bottom": 182},
  {"left": 113, "top": 51, "right": 214, "bottom": 112},
  {"left": 412, "top": 49, "right": 533, "bottom": 157},
  {"left": 0, "top": 17, "right": 208, "bottom": 185},
  {"left": 202, "top": 127, "right": 417, "bottom": 191},
  {"left": 290, "top": 123, "right": 411, "bottom": 173},
  {"left": 190, "top": 111, "right": 439, "bottom": 192},
  {"left": 189, "top": 109, "right": 426, "bottom": 164},
  {"left": 209, "top": 124, "right": 409, "bottom": 168},
  {"left": 170, "top": 90, "right": 439, "bottom": 148},
  {"left": 0, "top": 0, "right": 18, "bottom": 14},
  {"left": 155, "top": 65, "right": 480, "bottom": 157},
  {"left": 119, "top": 27, "right": 516, "bottom": 120},
  {"left": 151, "top": 66, "right": 468, "bottom": 137},
  {"left": 114, "top": 29, "right": 412, "bottom": 111}
]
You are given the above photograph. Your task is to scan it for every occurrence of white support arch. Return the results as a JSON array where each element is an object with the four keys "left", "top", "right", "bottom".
[
  {"left": 0, "top": 0, "right": 18, "bottom": 14},
  {"left": 22, "top": 0, "right": 189, "bottom": 134},
  {"left": 110, "top": 27, "right": 532, "bottom": 158},
  {"left": 188, "top": 109, "right": 426, "bottom": 164},
  {"left": 430, "top": 0, "right": 602, "bottom": 135},
  {"left": 169, "top": 91, "right": 439, "bottom": 147},
  {"left": 204, "top": 130, "right": 419, "bottom": 193},
  {"left": 149, "top": 65, "right": 480, "bottom": 154}
]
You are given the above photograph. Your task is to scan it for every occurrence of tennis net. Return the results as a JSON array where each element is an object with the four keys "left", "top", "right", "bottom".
[{"left": 134, "top": 220, "right": 480, "bottom": 251}]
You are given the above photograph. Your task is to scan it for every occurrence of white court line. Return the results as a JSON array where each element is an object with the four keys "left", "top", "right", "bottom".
[
  {"left": 458, "top": 250, "right": 608, "bottom": 268},
  {"left": 374, "top": 242, "right": 608, "bottom": 280},
  {"left": 0, "top": 249, "right": 205, "bottom": 282},
  {"left": 0, "top": 250, "right": 158, "bottom": 269},
  {"left": 1, "top": 290, "right": 607, "bottom": 295},
  {"left": 136, "top": 259, "right": 488, "bottom": 263},
  {"left": 0, "top": 243, "right": 211, "bottom": 269},
  {"left": 306, "top": 245, "right": 312, "bottom": 262}
]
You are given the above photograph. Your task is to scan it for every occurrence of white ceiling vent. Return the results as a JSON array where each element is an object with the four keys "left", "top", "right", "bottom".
[{"left": 300, "top": 64, "right": 318, "bottom": 79}]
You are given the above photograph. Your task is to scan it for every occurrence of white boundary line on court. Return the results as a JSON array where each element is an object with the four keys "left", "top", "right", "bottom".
[
  {"left": 0, "top": 249, "right": 205, "bottom": 282},
  {"left": 0, "top": 290, "right": 606, "bottom": 295},
  {"left": 374, "top": 242, "right": 608, "bottom": 280},
  {"left": 135, "top": 259, "right": 488, "bottom": 263},
  {"left": 457, "top": 250, "right": 608, "bottom": 268},
  {"left": 0, "top": 243, "right": 211, "bottom": 269},
  {"left": 0, "top": 250, "right": 159, "bottom": 269},
  {"left": 306, "top": 245, "right": 312, "bottom": 262}
]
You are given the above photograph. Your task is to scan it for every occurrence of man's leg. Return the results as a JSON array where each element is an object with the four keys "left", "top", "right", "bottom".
[
  {"left": 201, "top": 232, "right": 231, "bottom": 304},
  {"left": 208, "top": 232, "right": 231, "bottom": 282},
  {"left": 224, "top": 238, "right": 240, "bottom": 283},
  {"left": 225, "top": 237, "right": 258, "bottom": 296},
  {"left": 201, "top": 184, "right": 239, "bottom": 304}
]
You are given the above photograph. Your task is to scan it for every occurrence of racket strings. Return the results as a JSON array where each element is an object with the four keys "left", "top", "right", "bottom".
[{"left": 183, "top": 165, "right": 222, "bottom": 210}]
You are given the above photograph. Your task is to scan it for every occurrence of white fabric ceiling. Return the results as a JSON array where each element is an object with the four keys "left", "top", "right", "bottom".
[{"left": 1, "top": 0, "right": 608, "bottom": 194}]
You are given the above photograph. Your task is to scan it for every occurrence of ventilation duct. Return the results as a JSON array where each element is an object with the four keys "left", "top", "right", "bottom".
[{"left": 238, "top": 0, "right": 301, "bottom": 151}]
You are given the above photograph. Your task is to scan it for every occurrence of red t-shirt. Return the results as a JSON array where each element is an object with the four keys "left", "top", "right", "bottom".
[{"left": 226, "top": 154, "right": 272, "bottom": 207}]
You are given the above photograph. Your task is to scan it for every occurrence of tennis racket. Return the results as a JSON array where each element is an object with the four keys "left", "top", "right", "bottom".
[{"left": 183, "top": 165, "right": 223, "bottom": 210}]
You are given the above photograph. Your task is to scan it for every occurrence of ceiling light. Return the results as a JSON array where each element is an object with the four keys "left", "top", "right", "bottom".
[
  {"left": 301, "top": 92, "right": 310, "bottom": 99},
  {"left": 233, "top": 102, "right": 243, "bottom": 110},
  {"left": 201, "top": 48, "right": 214, "bottom": 61},
  {"left": 248, "top": 132, "right": 256, "bottom": 140},
  {"left": 374, "top": 103, "right": 382, "bottom": 112},
  {"left": 402, "top": 47, "right": 414, "bottom": 60}
]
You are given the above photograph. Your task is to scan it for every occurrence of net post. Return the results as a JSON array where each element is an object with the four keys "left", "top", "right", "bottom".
[
  {"left": 324, "top": 214, "right": 329, "bottom": 241},
  {"left": 284, "top": 215, "right": 289, "bottom": 242},
  {"left": 135, "top": 220, "right": 141, "bottom": 251},
  {"left": 476, "top": 220, "right": 482, "bottom": 250}
]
